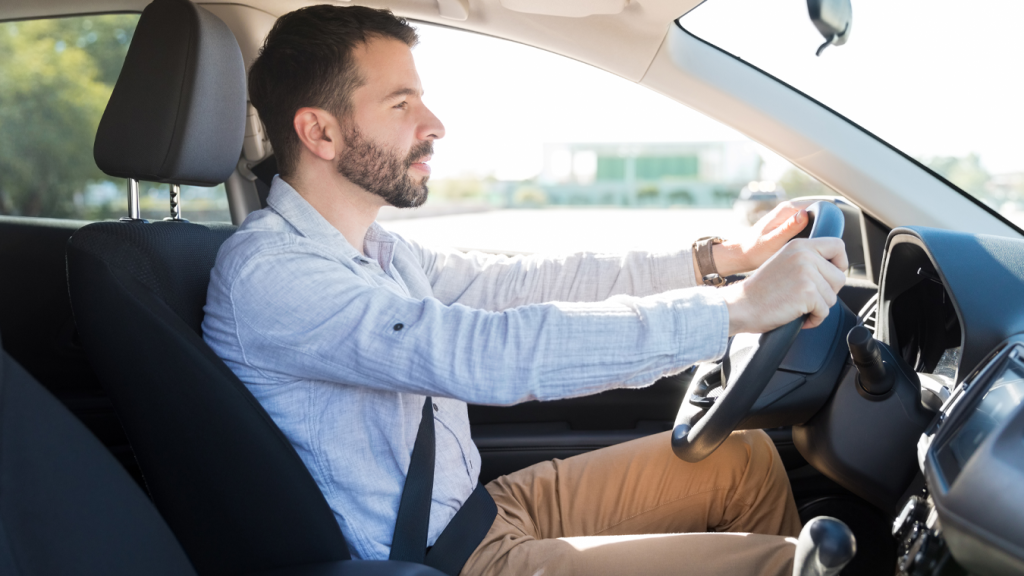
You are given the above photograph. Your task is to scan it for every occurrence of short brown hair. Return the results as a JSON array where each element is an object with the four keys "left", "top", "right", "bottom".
[{"left": 248, "top": 5, "right": 418, "bottom": 177}]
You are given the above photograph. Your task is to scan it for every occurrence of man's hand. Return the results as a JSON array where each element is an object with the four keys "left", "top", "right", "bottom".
[
  {"left": 719, "top": 237, "right": 848, "bottom": 335},
  {"left": 707, "top": 200, "right": 816, "bottom": 276}
]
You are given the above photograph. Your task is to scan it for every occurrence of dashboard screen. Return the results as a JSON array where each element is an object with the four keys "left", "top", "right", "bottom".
[{"left": 939, "top": 360, "right": 1024, "bottom": 484}]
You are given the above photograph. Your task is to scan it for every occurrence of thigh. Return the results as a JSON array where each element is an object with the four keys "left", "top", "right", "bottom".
[
  {"left": 463, "top": 520, "right": 797, "bottom": 576},
  {"left": 484, "top": 429, "right": 798, "bottom": 540}
]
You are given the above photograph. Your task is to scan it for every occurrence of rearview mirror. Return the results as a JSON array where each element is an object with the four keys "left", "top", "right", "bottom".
[{"left": 807, "top": 0, "right": 852, "bottom": 56}]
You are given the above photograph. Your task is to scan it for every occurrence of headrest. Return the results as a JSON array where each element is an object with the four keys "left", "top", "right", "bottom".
[{"left": 94, "top": 0, "right": 246, "bottom": 187}]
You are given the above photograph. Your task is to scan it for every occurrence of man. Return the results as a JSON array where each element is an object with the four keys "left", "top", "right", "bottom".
[{"left": 202, "top": 5, "right": 848, "bottom": 575}]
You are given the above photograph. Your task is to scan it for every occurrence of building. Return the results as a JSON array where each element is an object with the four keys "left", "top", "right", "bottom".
[{"left": 509, "top": 141, "right": 763, "bottom": 207}]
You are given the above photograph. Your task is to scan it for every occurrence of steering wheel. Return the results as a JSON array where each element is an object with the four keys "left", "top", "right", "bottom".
[{"left": 671, "top": 201, "right": 845, "bottom": 463}]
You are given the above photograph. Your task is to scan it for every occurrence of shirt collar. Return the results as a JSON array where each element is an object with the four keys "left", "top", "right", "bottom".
[{"left": 266, "top": 175, "right": 398, "bottom": 271}]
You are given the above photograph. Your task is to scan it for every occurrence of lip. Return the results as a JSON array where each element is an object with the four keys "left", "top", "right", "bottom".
[{"left": 410, "top": 157, "right": 431, "bottom": 174}]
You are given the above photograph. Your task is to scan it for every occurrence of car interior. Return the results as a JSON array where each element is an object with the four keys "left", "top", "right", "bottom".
[{"left": 2, "top": 0, "right": 1023, "bottom": 575}]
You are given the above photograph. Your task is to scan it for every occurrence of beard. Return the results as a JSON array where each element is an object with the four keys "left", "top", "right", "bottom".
[{"left": 335, "top": 123, "right": 432, "bottom": 209}]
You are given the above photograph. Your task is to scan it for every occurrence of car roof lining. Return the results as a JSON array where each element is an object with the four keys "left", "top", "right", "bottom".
[{"left": 1, "top": 0, "right": 702, "bottom": 82}]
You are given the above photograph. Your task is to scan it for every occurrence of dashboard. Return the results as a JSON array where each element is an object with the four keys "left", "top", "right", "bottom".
[
  {"left": 875, "top": 228, "right": 1024, "bottom": 576},
  {"left": 897, "top": 338, "right": 1024, "bottom": 576},
  {"left": 685, "top": 222, "right": 1024, "bottom": 575}
]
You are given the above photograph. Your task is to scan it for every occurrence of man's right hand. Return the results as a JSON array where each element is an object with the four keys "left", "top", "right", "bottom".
[{"left": 719, "top": 238, "right": 848, "bottom": 335}]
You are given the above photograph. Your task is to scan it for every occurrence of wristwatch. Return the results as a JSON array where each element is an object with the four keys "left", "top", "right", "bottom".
[{"left": 693, "top": 236, "right": 726, "bottom": 287}]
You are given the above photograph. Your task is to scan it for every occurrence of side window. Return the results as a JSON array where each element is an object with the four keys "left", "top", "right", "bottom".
[
  {"left": 384, "top": 24, "right": 832, "bottom": 255},
  {"left": 0, "top": 15, "right": 229, "bottom": 222}
]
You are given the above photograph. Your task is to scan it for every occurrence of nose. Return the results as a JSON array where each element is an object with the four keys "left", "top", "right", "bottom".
[{"left": 417, "top": 103, "right": 445, "bottom": 141}]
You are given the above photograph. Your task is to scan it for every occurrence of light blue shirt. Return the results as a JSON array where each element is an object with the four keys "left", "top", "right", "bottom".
[{"left": 202, "top": 176, "right": 730, "bottom": 560}]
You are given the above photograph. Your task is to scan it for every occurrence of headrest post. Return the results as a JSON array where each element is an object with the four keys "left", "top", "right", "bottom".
[
  {"left": 167, "top": 184, "right": 184, "bottom": 221},
  {"left": 119, "top": 178, "right": 146, "bottom": 222}
]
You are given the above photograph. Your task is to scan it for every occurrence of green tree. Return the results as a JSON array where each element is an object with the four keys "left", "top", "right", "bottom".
[
  {"left": 32, "top": 15, "right": 138, "bottom": 85},
  {"left": 923, "top": 154, "right": 990, "bottom": 200},
  {"left": 0, "top": 15, "right": 137, "bottom": 217}
]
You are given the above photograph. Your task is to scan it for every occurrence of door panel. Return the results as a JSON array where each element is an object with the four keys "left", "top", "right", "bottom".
[
  {"left": 469, "top": 284, "right": 878, "bottom": 482},
  {"left": 470, "top": 374, "right": 687, "bottom": 482},
  {"left": 0, "top": 216, "right": 140, "bottom": 483}
]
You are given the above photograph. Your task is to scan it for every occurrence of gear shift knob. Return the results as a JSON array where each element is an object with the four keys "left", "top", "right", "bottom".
[{"left": 792, "top": 516, "right": 856, "bottom": 576}]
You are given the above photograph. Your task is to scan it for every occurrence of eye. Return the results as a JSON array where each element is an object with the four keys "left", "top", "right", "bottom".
[{"left": 394, "top": 101, "right": 408, "bottom": 110}]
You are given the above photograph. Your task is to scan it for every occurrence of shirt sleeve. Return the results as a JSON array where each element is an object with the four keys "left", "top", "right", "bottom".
[
  {"left": 404, "top": 238, "right": 700, "bottom": 311},
  {"left": 229, "top": 247, "right": 728, "bottom": 406}
]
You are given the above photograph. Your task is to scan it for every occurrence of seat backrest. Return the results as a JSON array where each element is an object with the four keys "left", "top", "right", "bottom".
[
  {"left": 66, "top": 0, "right": 351, "bottom": 573},
  {"left": 0, "top": 334, "right": 197, "bottom": 576},
  {"left": 67, "top": 223, "right": 350, "bottom": 574}
]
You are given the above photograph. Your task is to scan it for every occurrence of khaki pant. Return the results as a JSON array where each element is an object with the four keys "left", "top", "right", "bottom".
[{"left": 462, "top": 429, "right": 802, "bottom": 576}]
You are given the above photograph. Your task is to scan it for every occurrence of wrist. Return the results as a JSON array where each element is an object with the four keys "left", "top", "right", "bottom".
[
  {"left": 712, "top": 241, "right": 749, "bottom": 277},
  {"left": 719, "top": 282, "right": 748, "bottom": 336}
]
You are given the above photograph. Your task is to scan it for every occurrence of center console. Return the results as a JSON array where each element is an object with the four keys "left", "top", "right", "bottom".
[{"left": 893, "top": 338, "right": 1024, "bottom": 576}]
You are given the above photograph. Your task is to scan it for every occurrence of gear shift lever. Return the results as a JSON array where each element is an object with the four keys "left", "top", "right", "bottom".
[{"left": 792, "top": 516, "right": 856, "bottom": 576}]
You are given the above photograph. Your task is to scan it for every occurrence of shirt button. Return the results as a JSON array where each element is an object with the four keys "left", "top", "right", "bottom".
[
  {"left": 393, "top": 323, "right": 404, "bottom": 331},
  {"left": 432, "top": 403, "right": 439, "bottom": 412}
]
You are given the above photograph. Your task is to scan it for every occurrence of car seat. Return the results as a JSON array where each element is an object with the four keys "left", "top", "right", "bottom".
[
  {"left": 65, "top": 1, "right": 442, "bottom": 575},
  {"left": 0, "top": 333, "right": 197, "bottom": 575}
]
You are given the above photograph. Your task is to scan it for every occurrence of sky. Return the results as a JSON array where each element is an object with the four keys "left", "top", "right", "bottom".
[
  {"left": 683, "top": 0, "right": 1024, "bottom": 175},
  {"left": 409, "top": 0, "right": 1024, "bottom": 182}
]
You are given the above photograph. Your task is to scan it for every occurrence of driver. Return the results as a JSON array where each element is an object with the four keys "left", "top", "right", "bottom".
[{"left": 202, "top": 5, "right": 848, "bottom": 575}]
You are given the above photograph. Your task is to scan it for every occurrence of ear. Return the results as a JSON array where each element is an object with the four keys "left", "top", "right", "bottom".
[{"left": 293, "top": 107, "right": 341, "bottom": 162}]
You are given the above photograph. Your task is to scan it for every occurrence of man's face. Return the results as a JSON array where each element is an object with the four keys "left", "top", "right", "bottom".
[{"left": 339, "top": 37, "right": 444, "bottom": 208}]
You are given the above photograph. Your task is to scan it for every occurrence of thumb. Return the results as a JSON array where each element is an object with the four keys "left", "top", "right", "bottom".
[{"left": 762, "top": 209, "right": 807, "bottom": 247}]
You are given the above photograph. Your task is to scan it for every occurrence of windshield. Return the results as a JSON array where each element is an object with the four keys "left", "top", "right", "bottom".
[{"left": 680, "top": 0, "right": 1024, "bottom": 229}]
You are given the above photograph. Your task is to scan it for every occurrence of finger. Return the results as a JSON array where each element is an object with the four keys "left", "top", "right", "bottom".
[
  {"left": 751, "top": 200, "right": 796, "bottom": 233},
  {"left": 773, "top": 199, "right": 815, "bottom": 220},
  {"left": 809, "top": 268, "right": 839, "bottom": 308},
  {"left": 829, "top": 244, "right": 850, "bottom": 273},
  {"left": 802, "top": 290, "right": 831, "bottom": 329},
  {"left": 807, "top": 237, "right": 849, "bottom": 272},
  {"left": 761, "top": 200, "right": 805, "bottom": 231},
  {"left": 762, "top": 209, "right": 808, "bottom": 246},
  {"left": 766, "top": 201, "right": 799, "bottom": 222},
  {"left": 784, "top": 199, "right": 817, "bottom": 213},
  {"left": 813, "top": 254, "right": 848, "bottom": 294}
]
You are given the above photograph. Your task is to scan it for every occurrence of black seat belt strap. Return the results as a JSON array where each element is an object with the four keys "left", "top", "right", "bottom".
[
  {"left": 389, "top": 397, "right": 435, "bottom": 564},
  {"left": 425, "top": 482, "right": 497, "bottom": 575},
  {"left": 389, "top": 396, "right": 498, "bottom": 575}
]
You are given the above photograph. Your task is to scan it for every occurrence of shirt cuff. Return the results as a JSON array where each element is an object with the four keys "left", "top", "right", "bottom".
[
  {"left": 670, "top": 285, "right": 730, "bottom": 364},
  {"left": 651, "top": 247, "right": 699, "bottom": 292}
]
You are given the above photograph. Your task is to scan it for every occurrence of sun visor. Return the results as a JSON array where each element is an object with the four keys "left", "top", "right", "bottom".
[{"left": 93, "top": 0, "right": 246, "bottom": 187}]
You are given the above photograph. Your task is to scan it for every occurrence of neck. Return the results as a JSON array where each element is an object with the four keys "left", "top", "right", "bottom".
[{"left": 284, "top": 167, "right": 384, "bottom": 256}]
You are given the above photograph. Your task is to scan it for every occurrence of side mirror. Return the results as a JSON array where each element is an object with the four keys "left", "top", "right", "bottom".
[{"left": 807, "top": 0, "right": 852, "bottom": 56}]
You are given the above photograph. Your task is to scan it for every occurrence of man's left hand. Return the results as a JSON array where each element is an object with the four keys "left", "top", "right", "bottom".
[{"left": 709, "top": 200, "right": 815, "bottom": 277}]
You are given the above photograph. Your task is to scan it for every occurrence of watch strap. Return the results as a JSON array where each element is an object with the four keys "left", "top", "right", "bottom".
[{"left": 693, "top": 236, "right": 724, "bottom": 287}]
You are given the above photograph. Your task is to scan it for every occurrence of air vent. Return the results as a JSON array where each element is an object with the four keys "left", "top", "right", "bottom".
[{"left": 858, "top": 293, "right": 878, "bottom": 335}]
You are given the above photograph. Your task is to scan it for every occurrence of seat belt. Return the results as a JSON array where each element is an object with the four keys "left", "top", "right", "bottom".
[
  {"left": 390, "top": 397, "right": 497, "bottom": 576},
  {"left": 390, "top": 397, "right": 435, "bottom": 563}
]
